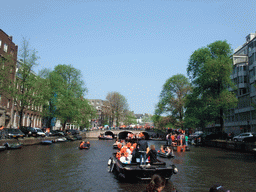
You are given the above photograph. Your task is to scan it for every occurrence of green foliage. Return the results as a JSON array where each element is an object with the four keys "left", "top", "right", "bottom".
[
  {"left": 123, "top": 110, "right": 137, "bottom": 125},
  {"left": 155, "top": 74, "right": 191, "bottom": 129},
  {"left": 40, "top": 64, "right": 91, "bottom": 129},
  {"left": 0, "top": 37, "right": 44, "bottom": 128},
  {"left": 186, "top": 40, "right": 238, "bottom": 131}
]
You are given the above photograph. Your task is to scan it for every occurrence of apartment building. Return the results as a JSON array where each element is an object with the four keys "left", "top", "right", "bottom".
[
  {"left": 0, "top": 29, "right": 43, "bottom": 128},
  {"left": 0, "top": 29, "right": 18, "bottom": 127},
  {"left": 224, "top": 32, "right": 256, "bottom": 135}
]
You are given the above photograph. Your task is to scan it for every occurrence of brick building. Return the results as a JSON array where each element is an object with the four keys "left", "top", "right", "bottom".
[
  {"left": 0, "top": 29, "right": 42, "bottom": 128},
  {"left": 0, "top": 29, "right": 18, "bottom": 127}
]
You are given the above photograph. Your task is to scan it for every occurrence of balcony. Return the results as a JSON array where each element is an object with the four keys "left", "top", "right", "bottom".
[
  {"left": 233, "top": 55, "right": 248, "bottom": 65},
  {"left": 238, "top": 83, "right": 246, "bottom": 88}
]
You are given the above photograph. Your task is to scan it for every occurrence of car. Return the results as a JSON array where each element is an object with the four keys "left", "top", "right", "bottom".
[
  {"left": 3, "top": 128, "right": 25, "bottom": 139},
  {"left": 34, "top": 128, "right": 46, "bottom": 137},
  {"left": 242, "top": 133, "right": 256, "bottom": 143},
  {"left": 20, "top": 126, "right": 37, "bottom": 137},
  {"left": 66, "top": 129, "right": 80, "bottom": 135},
  {"left": 233, "top": 132, "right": 254, "bottom": 142},
  {"left": 189, "top": 131, "right": 203, "bottom": 140},
  {"left": 49, "top": 130, "right": 65, "bottom": 136}
]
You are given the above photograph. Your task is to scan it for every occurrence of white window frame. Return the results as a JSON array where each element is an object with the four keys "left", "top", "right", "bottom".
[
  {"left": 0, "top": 39, "right": 2, "bottom": 47},
  {"left": 4, "top": 43, "right": 8, "bottom": 52}
]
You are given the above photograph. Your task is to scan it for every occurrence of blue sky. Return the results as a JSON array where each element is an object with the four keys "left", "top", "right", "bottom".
[{"left": 1, "top": 0, "right": 256, "bottom": 115}]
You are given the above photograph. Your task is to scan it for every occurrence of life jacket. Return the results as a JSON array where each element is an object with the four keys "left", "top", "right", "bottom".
[{"left": 161, "top": 148, "right": 165, "bottom": 153}]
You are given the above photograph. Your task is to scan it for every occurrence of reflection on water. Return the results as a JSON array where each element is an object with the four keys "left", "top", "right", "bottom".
[{"left": 0, "top": 140, "right": 255, "bottom": 192}]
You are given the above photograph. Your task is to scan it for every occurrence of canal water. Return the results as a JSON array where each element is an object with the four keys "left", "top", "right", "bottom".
[{"left": 0, "top": 139, "right": 255, "bottom": 192}]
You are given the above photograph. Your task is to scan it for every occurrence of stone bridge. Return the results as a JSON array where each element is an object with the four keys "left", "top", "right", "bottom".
[{"left": 85, "top": 129, "right": 156, "bottom": 140}]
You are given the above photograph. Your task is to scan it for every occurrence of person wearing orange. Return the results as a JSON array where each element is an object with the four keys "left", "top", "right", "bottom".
[
  {"left": 0, "top": 125, "right": 4, "bottom": 130},
  {"left": 79, "top": 141, "right": 85, "bottom": 148},
  {"left": 116, "top": 151, "right": 121, "bottom": 159},
  {"left": 160, "top": 145, "right": 165, "bottom": 153}
]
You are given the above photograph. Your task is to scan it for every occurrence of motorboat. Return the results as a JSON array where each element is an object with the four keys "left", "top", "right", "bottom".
[{"left": 108, "top": 152, "right": 178, "bottom": 181}]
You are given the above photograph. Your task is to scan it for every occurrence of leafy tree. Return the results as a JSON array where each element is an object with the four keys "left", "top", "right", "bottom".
[
  {"left": 0, "top": 38, "right": 43, "bottom": 128},
  {"left": 106, "top": 91, "right": 128, "bottom": 127},
  {"left": 156, "top": 74, "right": 191, "bottom": 129},
  {"left": 40, "top": 64, "right": 89, "bottom": 130},
  {"left": 123, "top": 110, "right": 137, "bottom": 126},
  {"left": 187, "top": 40, "right": 237, "bottom": 132}
]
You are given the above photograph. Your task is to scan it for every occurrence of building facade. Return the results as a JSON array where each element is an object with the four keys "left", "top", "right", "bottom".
[
  {"left": 224, "top": 32, "right": 256, "bottom": 135},
  {"left": 0, "top": 29, "right": 18, "bottom": 127}
]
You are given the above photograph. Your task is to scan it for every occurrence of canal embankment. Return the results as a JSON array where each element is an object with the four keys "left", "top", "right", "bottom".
[
  {"left": 0, "top": 132, "right": 87, "bottom": 146},
  {"left": 204, "top": 139, "right": 256, "bottom": 153}
]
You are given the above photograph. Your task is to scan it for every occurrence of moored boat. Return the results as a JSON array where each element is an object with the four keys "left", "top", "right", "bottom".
[
  {"left": 4, "top": 142, "right": 22, "bottom": 149},
  {"left": 0, "top": 145, "right": 6, "bottom": 151},
  {"left": 57, "top": 137, "right": 67, "bottom": 142},
  {"left": 41, "top": 140, "right": 53, "bottom": 145},
  {"left": 157, "top": 151, "right": 174, "bottom": 158},
  {"left": 108, "top": 153, "right": 178, "bottom": 181}
]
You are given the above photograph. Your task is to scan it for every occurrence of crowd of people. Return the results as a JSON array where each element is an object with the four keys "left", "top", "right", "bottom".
[
  {"left": 114, "top": 134, "right": 158, "bottom": 165},
  {"left": 166, "top": 130, "right": 188, "bottom": 147}
]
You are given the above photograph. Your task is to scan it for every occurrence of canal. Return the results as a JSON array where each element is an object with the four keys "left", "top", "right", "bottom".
[{"left": 0, "top": 139, "right": 255, "bottom": 192}]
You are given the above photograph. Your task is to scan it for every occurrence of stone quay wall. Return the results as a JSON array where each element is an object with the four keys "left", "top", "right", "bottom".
[{"left": 204, "top": 140, "right": 256, "bottom": 153}]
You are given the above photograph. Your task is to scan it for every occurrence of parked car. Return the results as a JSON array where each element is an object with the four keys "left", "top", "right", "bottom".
[
  {"left": 242, "top": 133, "right": 256, "bottom": 143},
  {"left": 34, "top": 128, "right": 46, "bottom": 137},
  {"left": 204, "top": 132, "right": 228, "bottom": 140},
  {"left": 20, "top": 126, "right": 37, "bottom": 137},
  {"left": 49, "top": 130, "right": 65, "bottom": 136},
  {"left": 233, "top": 132, "right": 254, "bottom": 142},
  {"left": 66, "top": 129, "right": 80, "bottom": 135},
  {"left": 189, "top": 131, "right": 203, "bottom": 140},
  {"left": 3, "top": 128, "right": 25, "bottom": 139}
]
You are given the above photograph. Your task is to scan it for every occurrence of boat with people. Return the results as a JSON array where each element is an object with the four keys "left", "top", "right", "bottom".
[
  {"left": 108, "top": 152, "right": 178, "bottom": 181},
  {"left": 157, "top": 151, "right": 174, "bottom": 158},
  {"left": 98, "top": 134, "right": 113, "bottom": 140},
  {"left": 79, "top": 141, "right": 90, "bottom": 149}
]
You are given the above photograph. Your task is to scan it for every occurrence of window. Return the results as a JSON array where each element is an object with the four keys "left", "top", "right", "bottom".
[
  {"left": 7, "top": 99, "right": 10, "bottom": 108},
  {"left": 4, "top": 44, "right": 8, "bottom": 52},
  {"left": 0, "top": 39, "right": 2, "bottom": 47}
]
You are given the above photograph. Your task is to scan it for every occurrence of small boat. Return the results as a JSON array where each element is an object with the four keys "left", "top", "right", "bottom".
[
  {"left": 4, "top": 143, "right": 22, "bottom": 149},
  {"left": 57, "top": 137, "right": 67, "bottom": 142},
  {"left": 79, "top": 146, "right": 90, "bottom": 150},
  {"left": 157, "top": 151, "right": 174, "bottom": 158},
  {"left": 41, "top": 140, "right": 53, "bottom": 145},
  {"left": 0, "top": 146, "right": 6, "bottom": 151},
  {"left": 108, "top": 153, "right": 178, "bottom": 181}
]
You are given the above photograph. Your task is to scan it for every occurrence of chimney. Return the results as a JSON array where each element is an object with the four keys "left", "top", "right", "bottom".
[{"left": 9, "top": 36, "right": 13, "bottom": 41}]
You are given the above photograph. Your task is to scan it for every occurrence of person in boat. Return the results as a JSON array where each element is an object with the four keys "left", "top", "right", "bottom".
[
  {"left": 86, "top": 141, "right": 90, "bottom": 148},
  {"left": 144, "top": 174, "right": 166, "bottom": 192},
  {"left": 120, "top": 152, "right": 130, "bottom": 164},
  {"left": 131, "top": 145, "right": 140, "bottom": 163},
  {"left": 138, "top": 136, "right": 148, "bottom": 165},
  {"left": 79, "top": 141, "right": 85, "bottom": 148},
  {"left": 146, "top": 145, "right": 157, "bottom": 164},
  {"left": 158, "top": 145, "right": 165, "bottom": 153},
  {"left": 165, "top": 146, "right": 173, "bottom": 156}
]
